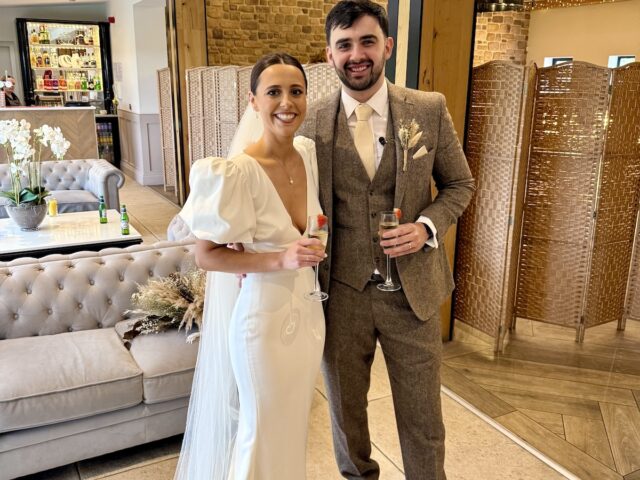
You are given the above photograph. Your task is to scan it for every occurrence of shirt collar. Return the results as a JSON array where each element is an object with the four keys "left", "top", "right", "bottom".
[{"left": 341, "top": 80, "right": 389, "bottom": 119}]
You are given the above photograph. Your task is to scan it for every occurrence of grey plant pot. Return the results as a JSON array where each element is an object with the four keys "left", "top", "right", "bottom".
[{"left": 5, "top": 203, "right": 47, "bottom": 231}]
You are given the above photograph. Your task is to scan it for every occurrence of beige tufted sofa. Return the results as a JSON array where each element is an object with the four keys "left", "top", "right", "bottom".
[
  {"left": 0, "top": 239, "right": 199, "bottom": 479},
  {"left": 0, "top": 159, "right": 124, "bottom": 218}
]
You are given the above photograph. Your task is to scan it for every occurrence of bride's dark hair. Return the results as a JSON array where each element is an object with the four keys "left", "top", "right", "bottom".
[{"left": 250, "top": 52, "right": 308, "bottom": 94}]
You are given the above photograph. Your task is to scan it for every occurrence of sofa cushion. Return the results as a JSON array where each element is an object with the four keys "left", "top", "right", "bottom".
[
  {"left": 0, "top": 328, "right": 143, "bottom": 433},
  {"left": 115, "top": 321, "right": 198, "bottom": 404},
  {"left": 50, "top": 190, "right": 99, "bottom": 214}
]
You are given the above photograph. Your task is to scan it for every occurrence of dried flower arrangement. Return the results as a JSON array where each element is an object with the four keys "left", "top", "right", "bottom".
[{"left": 122, "top": 269, "right": 206, "bottom": 348}]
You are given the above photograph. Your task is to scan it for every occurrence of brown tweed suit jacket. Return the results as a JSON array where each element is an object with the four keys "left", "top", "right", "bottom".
[{"left": 300, "top": 81, "right": 475, "bottom": 321}]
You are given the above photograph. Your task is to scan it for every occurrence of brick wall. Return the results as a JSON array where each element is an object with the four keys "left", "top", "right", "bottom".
[
  {"left": 206, "top": 0, "right": 388, "bottom": 66},
  {"left": 473, "top": 3, "right": 531, "bottom": 67}
]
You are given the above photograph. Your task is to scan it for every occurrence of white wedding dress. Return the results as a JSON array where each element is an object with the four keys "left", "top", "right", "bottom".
[{"left": 175, "top": 135, "right": 325, "bottom": 480}]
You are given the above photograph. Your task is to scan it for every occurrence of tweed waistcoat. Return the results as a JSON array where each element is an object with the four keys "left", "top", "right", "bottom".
[{"left": 330, "top": 102, "right": 397, "bottom": 291}]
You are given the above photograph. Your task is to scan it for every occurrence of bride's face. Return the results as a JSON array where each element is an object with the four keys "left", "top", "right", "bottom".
[{"left": 250, "top": 64, "right": 307, "bottom": 139}]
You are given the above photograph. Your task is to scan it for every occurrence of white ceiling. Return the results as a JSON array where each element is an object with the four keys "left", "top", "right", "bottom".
[{"left": 1, "top": 0, "right": 105, "bottom": 6}]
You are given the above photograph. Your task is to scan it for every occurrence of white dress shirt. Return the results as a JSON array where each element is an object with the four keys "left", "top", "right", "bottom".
[{"left": 341, "top": 84, "right": 439, "bottom": 249}]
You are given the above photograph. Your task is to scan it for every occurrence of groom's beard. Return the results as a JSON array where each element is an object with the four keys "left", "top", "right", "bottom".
[{"left": 335, "top": 59, "right": 385, "bottom": 92}]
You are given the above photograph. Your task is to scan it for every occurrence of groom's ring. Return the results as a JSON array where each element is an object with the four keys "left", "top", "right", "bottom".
[{"left": 408, "top": 242, "right": 412, "bottom": 250}]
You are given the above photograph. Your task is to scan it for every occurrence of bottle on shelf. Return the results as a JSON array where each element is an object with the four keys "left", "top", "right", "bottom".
[
  {"left": 36, "top": 49, "right": 43, "bottom": 67},
  {"left": 52, "top": 72, "right": 59, "bottom": 91},
  {"left": 94, "top": 76, "right": 102, "bottom": 92},
  {"left": 43, "top": 49, "right": 50, "bottom": 67},
  {"left": 88, "top": 75, "right": 94, "bottom": 91},
  {"left": 80, "top": 73, "right": 88, "bottom": 91},
  {"left": 58, "top": 71, "right": 67, "bottom": 91},
  {"left": 120, "top": 205, "right": 130, "bottom": 235},
  {"left": 38, "top": 25, "right": 46, "bottom": 44},
  {"left": 36, "top": 75, "right": 44, "bottom": 91},
  {"left": 43, "top": 70, "right": 52, "bottom": 91},
  {"left": 98, "top": 195, "right": 107, "bottom": 223},
  {"left": 30, "top": 28, "right": 39, "bottom": 44},
  {"left": 74, "top": 73, "right": 82, "bottom": 91},
  {"left": 30, "top": 49, "right": 37, "bottom": 68},
  {"left": 50, "top": 49, "right": 58, "bottom": 68}
]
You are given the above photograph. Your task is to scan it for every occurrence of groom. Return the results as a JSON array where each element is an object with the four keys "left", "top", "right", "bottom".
[{"left": 301, "top": 1, "right": 474, "bottom": 479}]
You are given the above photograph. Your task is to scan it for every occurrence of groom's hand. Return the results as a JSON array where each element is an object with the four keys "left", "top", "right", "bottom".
[{"left": 380, "top": 223, "right": 429, "bottom": 258}]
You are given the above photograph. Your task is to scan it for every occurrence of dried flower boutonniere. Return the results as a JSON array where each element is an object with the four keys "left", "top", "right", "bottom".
[{"left": 397, "top": 119, "right": 423, "bottom": 172}]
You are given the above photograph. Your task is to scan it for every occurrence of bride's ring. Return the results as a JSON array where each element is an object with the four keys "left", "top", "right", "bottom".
[{"left": 408, "top": 242, "right": 412, "bottom": 250}]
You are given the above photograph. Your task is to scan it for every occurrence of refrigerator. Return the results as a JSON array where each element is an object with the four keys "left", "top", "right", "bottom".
[{"left": 16, "top": 18, "right": 114, "bottom": 112}]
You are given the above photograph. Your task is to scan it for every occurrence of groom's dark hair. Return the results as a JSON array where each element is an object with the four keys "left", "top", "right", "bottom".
[
  {"left": 250, "top": 52, "right": 308, "bottom": 94},
  {"left": 325, "top": 0, "right": 389, "bottom": 43}
]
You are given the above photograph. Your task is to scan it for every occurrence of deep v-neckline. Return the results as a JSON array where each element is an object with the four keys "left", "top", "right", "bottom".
[{"left": 244, "top": 148, "right": 308, "bottom": 236}]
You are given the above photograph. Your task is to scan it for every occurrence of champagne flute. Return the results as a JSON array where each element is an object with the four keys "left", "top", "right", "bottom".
[
  {"left": 377, "top": 211, "right": 402, "bottom": 292},
  {"left": 304, "top": 214, "right": 329, "bottom": 302}
]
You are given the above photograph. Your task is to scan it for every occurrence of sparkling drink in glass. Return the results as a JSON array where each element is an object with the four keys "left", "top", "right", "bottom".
[
  {"left": 377, "top": 211, "right": 402, "bottom": 292},
  {"left": 305, "top": 214, "right": 329, "bottom": 302}
]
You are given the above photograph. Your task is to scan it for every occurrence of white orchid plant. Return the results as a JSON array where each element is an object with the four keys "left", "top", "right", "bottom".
[{"left": 0, "top": 119, "right": 70, "bottom": 206}]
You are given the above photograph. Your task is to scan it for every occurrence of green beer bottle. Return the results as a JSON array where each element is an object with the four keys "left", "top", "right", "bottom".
[
  {"left": 98, "top": 195, "right": 107, "bottom": 223},
  {"left": 120, "top": 205, "right": 130, "bottom": 235}
]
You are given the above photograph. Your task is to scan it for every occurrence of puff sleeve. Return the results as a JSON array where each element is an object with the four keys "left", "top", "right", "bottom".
[{"left": 178, "top": 157, "right": 256, "bottom": 244}]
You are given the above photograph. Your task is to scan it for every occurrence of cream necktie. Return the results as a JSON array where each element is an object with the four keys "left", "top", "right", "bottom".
[{"left": 354, "top": 103, "right": 375, "bottom": 180}]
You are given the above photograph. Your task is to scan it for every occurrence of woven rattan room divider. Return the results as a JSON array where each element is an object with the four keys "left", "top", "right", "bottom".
[
  {"left": 454, "top": 61, "right": 535, "bottom": 351},
  {"left": 455, "top": 61, "right": 640, "bottom": 349},
  {"left": 186, "top": 63, "right": 340, "bottom": 163},
  {"left": 157, "top": 67, "right": 177, "bottom": 192}
]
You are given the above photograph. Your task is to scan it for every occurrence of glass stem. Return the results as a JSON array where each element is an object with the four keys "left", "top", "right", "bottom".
[
  {"left": 385, "top": 254, "right": 392, "bottom": 284},
  {"left": 314, "top": 263, "right": 321, "bottom": 293}
]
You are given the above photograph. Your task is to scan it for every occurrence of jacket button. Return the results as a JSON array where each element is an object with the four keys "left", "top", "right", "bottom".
[{"left": 371, "top": 212, "right": 376, "bottom": 218}]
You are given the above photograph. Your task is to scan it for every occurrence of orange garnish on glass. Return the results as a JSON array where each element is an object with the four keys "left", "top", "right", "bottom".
[{"left": 393, "top": 208, "right": 402, "bottom": 220}]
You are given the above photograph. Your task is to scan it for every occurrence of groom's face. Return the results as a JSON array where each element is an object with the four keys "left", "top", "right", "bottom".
[{"left": 326, "top": 15, "right": 393, "bottom": 97}]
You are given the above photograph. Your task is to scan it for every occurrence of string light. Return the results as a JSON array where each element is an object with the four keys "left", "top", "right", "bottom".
[{"left": 531, "top": 0, "right": 625, "bottom": 10}]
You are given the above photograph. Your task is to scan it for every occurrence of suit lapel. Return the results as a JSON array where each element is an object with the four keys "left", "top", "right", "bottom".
[
  {"left": 315, "top": 91, "right": 341, "bottom": 219},
  {"left": 388, "top": 83, "right": 413, "bottom": 208}
]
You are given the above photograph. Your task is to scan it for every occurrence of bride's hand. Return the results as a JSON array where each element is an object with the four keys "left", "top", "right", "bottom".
[{"left": 280, "top": 238, "right": 326, "bottom": 270}]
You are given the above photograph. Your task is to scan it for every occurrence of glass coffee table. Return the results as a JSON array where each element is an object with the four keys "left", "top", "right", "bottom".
[{"left": 0, "top": 209, "right": 142, "bottom": 262}]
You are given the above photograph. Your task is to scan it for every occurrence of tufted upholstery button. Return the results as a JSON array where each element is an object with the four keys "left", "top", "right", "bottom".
[
  {"left": 97, "top": 323, "right": 102, "bottom": 328},
  {"left": 107, "top": 299, "right": 112, "bottom": 305},
  {"left": 149, "top": 271, "right": 154, "bottom": 277},
  {"left": 47, "top": 309, "right": 53, "bottom": 315},
  {"left": 6, "top": 272, "right": 11, "bottom": 277},
  {"left": 78, "top": 303, "right": 83, "bottom": 309},
  {"left": 68, "top": 327, "right": 73, "bottom": 332},
  {"left": 13, "top": 313, "right": 18, "bottom": 320},
  {"left": 26, "top": 288, "right": 32, "bottom": 294},
  {"left": 58, "top": 284, "right": 64, "bottom": 290},
  {"left": 89, "top": 279, "right": 95, "bottom": 285},
  {"left": 119, "top": 275, "right": 124, "bottom": 281}
]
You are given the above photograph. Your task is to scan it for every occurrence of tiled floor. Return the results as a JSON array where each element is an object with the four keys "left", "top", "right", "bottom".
[
  {"left": 18, "top": 177, "right": 569, "bottom": 479},
  {"left": 443, "top": 319, "right": 640, "bottom": 480}
]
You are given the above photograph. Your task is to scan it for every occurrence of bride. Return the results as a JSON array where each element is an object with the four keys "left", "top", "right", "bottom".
[{"left": 174, "top": 53, "right": 326, "bottom": 479}]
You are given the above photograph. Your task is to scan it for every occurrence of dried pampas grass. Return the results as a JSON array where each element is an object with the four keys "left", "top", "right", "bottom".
[{"left": 122, "top": 269, "right": 206, "bottom": 347}]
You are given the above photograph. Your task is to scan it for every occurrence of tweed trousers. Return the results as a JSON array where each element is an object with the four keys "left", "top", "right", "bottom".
[{"left": 322, "top": 278, "right": 446, "bottom": 480}]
